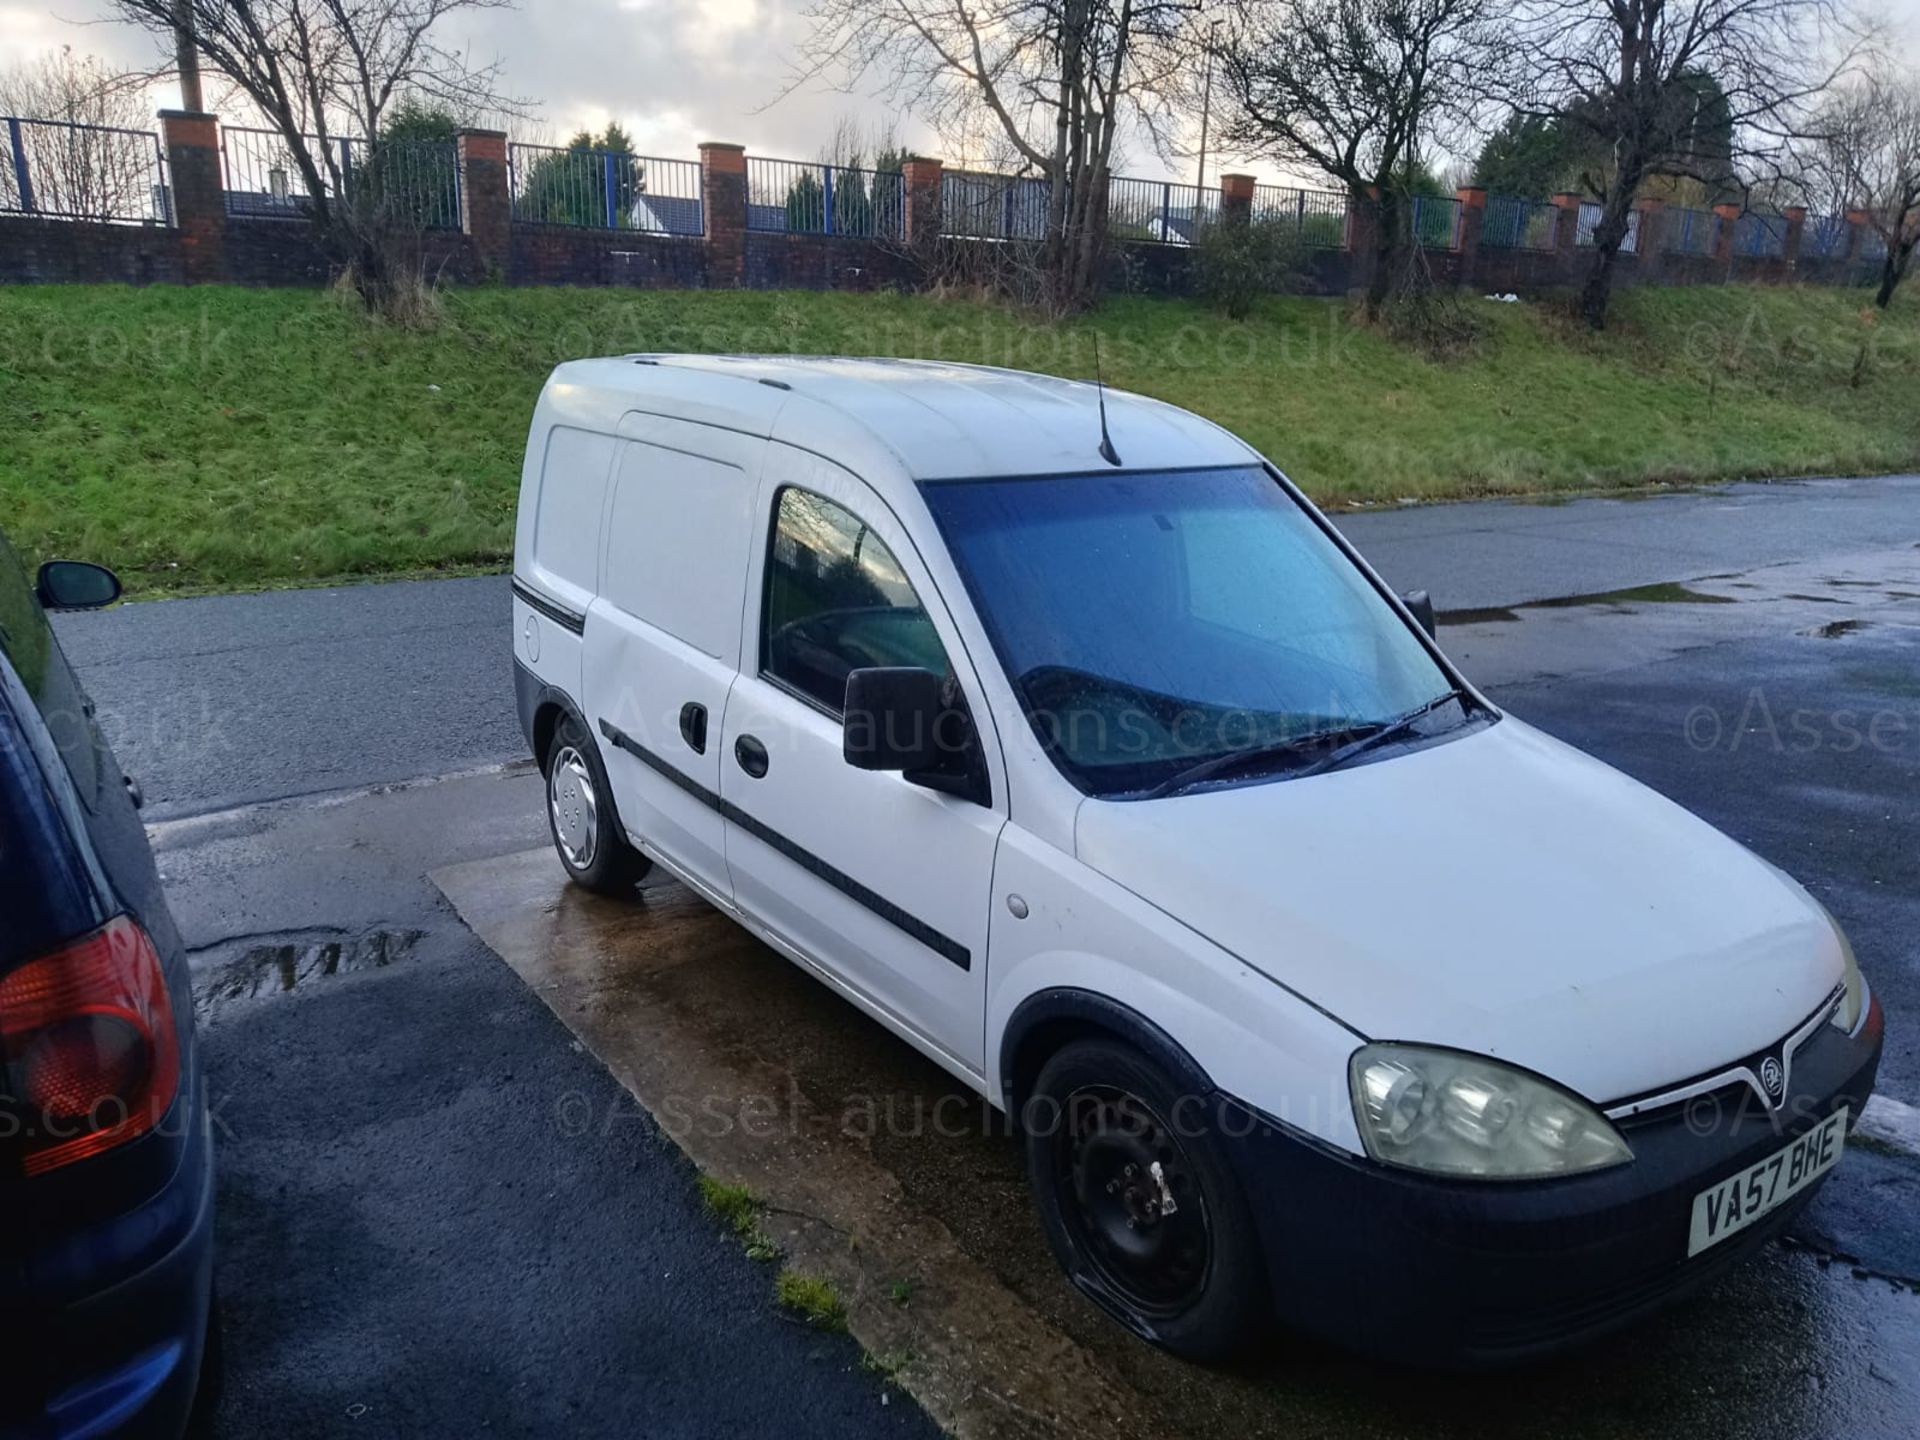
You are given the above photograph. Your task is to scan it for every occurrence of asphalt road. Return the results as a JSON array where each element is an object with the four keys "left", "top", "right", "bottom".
[{"left": 52, "top": 472, "right": 1920, "bottom": 820}]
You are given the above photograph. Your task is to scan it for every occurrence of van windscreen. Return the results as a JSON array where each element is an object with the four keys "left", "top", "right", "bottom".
[{"left": 920, "top": 466, "right": 1460, "bottom": 798}]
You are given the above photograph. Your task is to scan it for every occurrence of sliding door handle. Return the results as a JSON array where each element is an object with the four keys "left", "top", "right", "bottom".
[{"left": 680, "top": 702, "right": 708, "bottom": 754}]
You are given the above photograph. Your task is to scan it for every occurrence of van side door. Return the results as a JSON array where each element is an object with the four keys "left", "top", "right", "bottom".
[
  {"left": 718, "top": 449, "right": 1006, "bottom": 1081},
  {"left": 582, "top": 415, "right": 764, "bottom": 906}
]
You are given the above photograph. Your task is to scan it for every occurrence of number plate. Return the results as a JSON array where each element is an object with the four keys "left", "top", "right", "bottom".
[{"left": 1687, "top": 1107, "right": 1848, "bottom": 1258}]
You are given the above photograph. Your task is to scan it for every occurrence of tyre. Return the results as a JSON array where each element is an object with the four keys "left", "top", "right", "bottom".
[
  {"left": 1024, "top": 1038, "right": 1267, "bottom": 1360},
  {"left": 544, "top": 716, "right": 652, "bottom": 895}
]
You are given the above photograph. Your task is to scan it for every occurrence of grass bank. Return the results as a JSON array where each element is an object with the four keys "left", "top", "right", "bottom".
[{"left": 2, "top": 282, "right": 1915, "bottom": 595}]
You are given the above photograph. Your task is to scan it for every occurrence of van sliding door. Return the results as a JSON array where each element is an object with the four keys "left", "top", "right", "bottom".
[{"left": 582, "top": 415, "right": 765, "bottom": 907}]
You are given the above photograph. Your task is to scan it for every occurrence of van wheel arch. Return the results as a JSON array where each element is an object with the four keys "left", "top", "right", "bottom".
[
  {"left": 531, "top": 700, "right": 571, "bottom": 776},
  {"left": 1001, "top": 989, "right": 1215, "bottom": 1122}
]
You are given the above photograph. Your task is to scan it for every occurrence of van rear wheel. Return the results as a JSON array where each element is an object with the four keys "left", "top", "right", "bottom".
[
  {"left": 1025, "top": 1038, "right": 1266, "bottom": 1360},
  {"left": 545, "top": 717, "right": 651, "bottom": 895}
]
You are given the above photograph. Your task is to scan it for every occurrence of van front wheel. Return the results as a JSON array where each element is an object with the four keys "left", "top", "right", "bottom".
[
  {"left": 545, "top": 717, "right": 652, "bottom": 895},
  {"left": 1025, "top": 1038, "right": 1266, "bottom": 1360}
]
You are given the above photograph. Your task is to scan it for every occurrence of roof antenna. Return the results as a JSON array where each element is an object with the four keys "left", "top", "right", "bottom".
[{"left": 1092, "top": 334, "right": 1123, "bottom": 467}]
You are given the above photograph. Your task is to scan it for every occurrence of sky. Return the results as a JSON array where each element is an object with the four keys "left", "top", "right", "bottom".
[{"left": 5, "top": 0, "right": 1919, "bottom": 188}]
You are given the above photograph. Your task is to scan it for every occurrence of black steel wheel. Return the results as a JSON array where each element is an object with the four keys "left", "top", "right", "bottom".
[
  {"left": 1025, "top": 1037, "right": 1267, "bottom": 1359},
  {"left": 1057, "top": 1085, "right": 1213, "bottom": 1316}
]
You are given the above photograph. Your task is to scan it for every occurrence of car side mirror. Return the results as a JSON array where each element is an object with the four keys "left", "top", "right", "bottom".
[
  {"left": 1402, "top": 589, "right": 1436, "bottom": 640},
  {"left": 844, "top": 667, "right": 945, "bottom": 772},
  {"left": 36, "top": 561, "right": 122, "bottom": 612},
  {"left": 845, "top": 667, "right": 992, "bottom": 806}
]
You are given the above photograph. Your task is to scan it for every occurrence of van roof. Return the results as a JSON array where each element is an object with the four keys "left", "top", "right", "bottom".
[{"left": 541, "top": 354, "right": 1257, "bottom": 488}]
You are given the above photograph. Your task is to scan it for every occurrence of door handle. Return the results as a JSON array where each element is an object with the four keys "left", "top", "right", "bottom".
[
  {"left": 734, "top": 734, "right": 769, "bottom": 779},
  {"left": 680, "top": 702, "right": 708, "bottom": 754}
]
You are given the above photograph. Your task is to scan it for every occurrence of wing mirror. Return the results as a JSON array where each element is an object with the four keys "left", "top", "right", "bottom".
[
  {"left": 37, "top": 561, "right": 123, "bottom": 612},
  {"left": 844, "top": 667, "right": 945, "bottom": 772},
  {"left": 1402, "top": 588, "right": 1436, "bottom": 639},
  {"left": 843, "top": 667, "right": 990, "bottom": 805}
]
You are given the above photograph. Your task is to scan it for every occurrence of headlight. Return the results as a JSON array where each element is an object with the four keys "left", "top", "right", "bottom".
[
  {"left": 1831, "top": 920, "right": 1866, "bottom": 1033},
  {"left": 1349, "top": 1045, "right": 1633, "bottom": 1179}
]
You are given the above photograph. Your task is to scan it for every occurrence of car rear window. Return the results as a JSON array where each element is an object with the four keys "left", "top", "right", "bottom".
[
  {"left": 0, "top": 532, "right": 103, "bottom": 808},
  {"left": 0, "top": 694, "right": 100, "bottom": 967}
]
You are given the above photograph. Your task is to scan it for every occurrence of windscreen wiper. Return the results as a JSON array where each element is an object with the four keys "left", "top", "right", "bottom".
[
  {"left": 1288, "top": 688, "right": 1475, "bottom": 781},
  {"left": 1139, "top": 689, "right": 1475, "bottom": 801},
  {"left": 1140, "top": 726, "right": 1360, "bottom": 801}
]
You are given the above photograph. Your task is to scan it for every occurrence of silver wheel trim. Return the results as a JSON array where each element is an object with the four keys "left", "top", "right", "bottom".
[{"left": 549, "top": 745, "right": 600, "bottom": 870}]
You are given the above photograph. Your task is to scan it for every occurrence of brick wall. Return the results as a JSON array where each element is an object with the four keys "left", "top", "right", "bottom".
[
  {"left": 511, "top": 227, "right": 707, "bottom": 288},
  {"left": 0, "top": 112, "right": 1895, "bottom": 304},
  {"left": 0, "top": 215, "right": 185, "bottom": 284},
  {"left": 744, "top": 232, "right": 919, "bottom": 291}
]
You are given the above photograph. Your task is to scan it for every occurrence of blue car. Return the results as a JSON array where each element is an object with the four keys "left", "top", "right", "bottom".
[{"left": 0, "top": 533, "right": 216, "bottom": 1438}]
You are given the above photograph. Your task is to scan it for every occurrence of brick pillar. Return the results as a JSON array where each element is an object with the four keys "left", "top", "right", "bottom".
[
  {"left": 1549, "top": 193, "right": 1583, "bottom": 270},
  {"left": 1454, "top": 186, "right": 1486, "bottom": 290},
  {"left": 1783, "top": 206, "right": 1808, "bottom": 268},
  {"left": 1220, "top": 173, "right": 1254, "bottom": 226},
  {"left": 1712, "top": 203, "right": 1741, "bottom": 264},
  {"left": 1633, "top": 197, "right": 1666, "bottom": 281},
  {"left": 701, "top": 142, "right": 748, "bottom": 288},
  {"left": 1346, "top": 186, "right": 1380, "bottom": 294},
  {"left": 158, "top": 110, "right": 225, "bottom": 283},
  {"left": 1844, "top": 208, "right": 1870, "bottom": 266},
  {"left": 901, "top": 156, "right": 943, "bottom": 248},
  {"left": 456, "top": 129, "right": 511, "bottom": 275}
]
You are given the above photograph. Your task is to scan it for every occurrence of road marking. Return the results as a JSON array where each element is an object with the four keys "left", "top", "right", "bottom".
[{"left": 1859, "top": 1095, "right": 1920, "bottom": 1158}]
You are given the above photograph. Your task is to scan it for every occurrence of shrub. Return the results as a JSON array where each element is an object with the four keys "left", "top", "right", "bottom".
[{"left": 1195, "top": 218, "right": 1309, "bottom": 319}]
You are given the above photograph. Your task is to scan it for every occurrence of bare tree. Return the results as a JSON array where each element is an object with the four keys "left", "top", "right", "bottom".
[
  {"left": 108, "top": 0, "right": 523, "bottom": 313},
  {"left": 1804, "top": 68, "right": 1920, "bottom": 307},
  {"left": 0, "top": 48, "right": 165, "bottom": 221},
  {"left": 1212, "top": 0, "right": 1497, "bottom": 320},
  {"left": 795, "top": 0, "right": 1201, "bottom": 312},
  {"left": 1506, "top": 0, "right": 1859, "bottom": 330}
]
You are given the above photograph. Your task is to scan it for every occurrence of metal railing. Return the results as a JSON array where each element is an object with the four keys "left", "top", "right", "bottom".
[
  {"left": 1801, "top": 213, "right": 1851, "bottom": 260},
  {"left": 1733, "top": 212, "right": 1787, "bottom": 259},
  {"left": 221, "top": 127, "right": 461, "bottom": 228},
  {"left": 509, "top": 143, "right": 701, "bottom": 234},
  {"left": 1575, "top": 201, "right": 1639, "bottom": 253},
  {"left": 1247, "top": 184, "right": 1350, "bottom": 247},
  {"left": 1857, "top": 226, "right": 1889, "bottom": 262},
  {"left": 1412, "top": 194, "right": 1461, "bottom": 250},
  {"left": 1481, "top": 195, "right": 1558, "bottom": 250},
  {"left": 939, "top": 169, "right": 1052, "bottom": 240},
  {"left": 2, "top": 116, "right": 171, "bottom": 225},
  {"left": 1664, "top": 207, "right": 1718, "bottom": 256},
  {"left": 746, "top": 157, "right": 904, "bottom": 238},
  {"left": 1107, "top": 176, "right": 1218, "bottom": 245}
]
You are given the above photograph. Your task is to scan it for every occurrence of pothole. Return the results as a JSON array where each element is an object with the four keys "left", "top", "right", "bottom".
[
  {"left": 193, "top": 929, "right": 423, "bottom": 1019},
  {"left": 1807, "top": 619, "right": 1871, "bottom": 639}
]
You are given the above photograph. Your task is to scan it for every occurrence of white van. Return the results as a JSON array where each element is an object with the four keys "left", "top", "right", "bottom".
[{"left": 511, "top": 356, "right": 1882, "bottom": 1365}]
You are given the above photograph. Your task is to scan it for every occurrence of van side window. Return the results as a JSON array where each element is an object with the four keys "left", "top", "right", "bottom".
[{"left": 762, "top": 488, "right": 947, "bottom": 715}]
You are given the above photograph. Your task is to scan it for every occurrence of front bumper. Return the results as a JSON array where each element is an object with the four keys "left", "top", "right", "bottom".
[{"left": 1223, "top": 994, "right": 1885, "bottom": 1367}]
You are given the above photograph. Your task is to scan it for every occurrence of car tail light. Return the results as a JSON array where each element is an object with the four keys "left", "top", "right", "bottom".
[{"left": 0, "top": 917, "right": 180, "bottom": 1177}]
